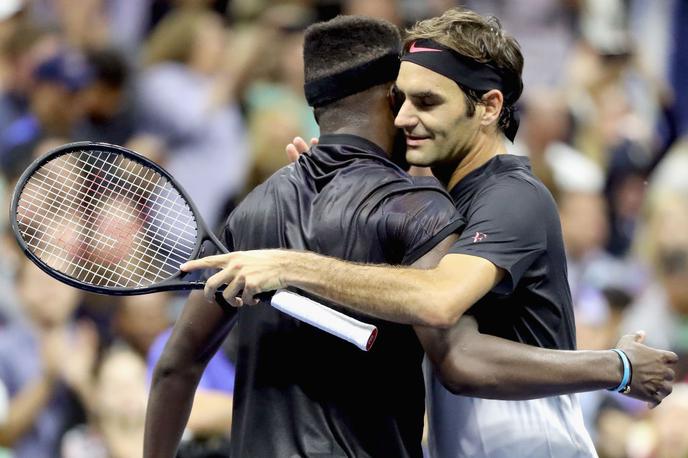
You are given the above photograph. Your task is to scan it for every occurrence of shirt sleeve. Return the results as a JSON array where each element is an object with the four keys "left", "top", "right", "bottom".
[
  {"left": 448, "top": 178, "right": 547, "bottom": 294},
  {"left": 382, "top": 185, "right": 465, "bottom": 265}
]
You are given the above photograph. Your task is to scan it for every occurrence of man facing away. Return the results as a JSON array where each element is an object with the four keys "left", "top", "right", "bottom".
[{"left": 184, "top": 9, "right": 677, "bottom": 458}]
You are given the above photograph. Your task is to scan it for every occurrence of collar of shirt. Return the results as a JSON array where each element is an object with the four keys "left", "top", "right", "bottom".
[{"left": 317, "top": 134, "right": 389, "bottom": 160}]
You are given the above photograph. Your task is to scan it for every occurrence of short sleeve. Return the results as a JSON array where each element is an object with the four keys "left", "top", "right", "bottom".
[
  {"left": 448, "top": 178, "right": 547, "bottom": 294},
  {"left": 382, "top": 187, "right": 465, "bottom": 265}
]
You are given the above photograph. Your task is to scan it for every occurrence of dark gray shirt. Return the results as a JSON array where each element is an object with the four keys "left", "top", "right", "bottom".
[
  {"left": 225, "top": 134, "right": 464, "bottom": 458},
  {"left": 448, "top": 154, "right": 576, "bottom": 350}
]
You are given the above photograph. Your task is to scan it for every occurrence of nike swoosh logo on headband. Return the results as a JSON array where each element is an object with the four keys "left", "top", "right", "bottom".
[{"left": 408, "top": 41, "right": 443, "bottom": 53}]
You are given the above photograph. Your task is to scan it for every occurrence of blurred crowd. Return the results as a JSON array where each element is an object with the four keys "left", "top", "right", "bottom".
[{"left": 0, "top": 0, "right": 686, "bottom": 457}]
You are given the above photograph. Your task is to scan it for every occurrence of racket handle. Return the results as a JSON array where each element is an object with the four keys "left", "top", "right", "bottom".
[{"left": 270, "top": 289, "right": 378, "bottom": 351}]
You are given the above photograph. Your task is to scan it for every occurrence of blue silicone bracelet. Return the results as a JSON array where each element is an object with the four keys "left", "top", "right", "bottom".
[{"left": 608, "top": 348, "right": 631, "bottom": 393}]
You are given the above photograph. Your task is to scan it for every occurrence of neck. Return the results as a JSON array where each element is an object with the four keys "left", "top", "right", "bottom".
[
  {"left": 321, "top": 125, "right": 393, "bottom": 153},
  {"left": 318, "top": 89, "right": 395, "bottom": 155},
  {"left": 440, "top": 132, "right": 508, "bottom": 191}
]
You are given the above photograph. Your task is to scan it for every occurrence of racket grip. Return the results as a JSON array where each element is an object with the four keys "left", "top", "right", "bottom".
[{"left": 270, "top": 289, "right": 378, "bottom": 351}]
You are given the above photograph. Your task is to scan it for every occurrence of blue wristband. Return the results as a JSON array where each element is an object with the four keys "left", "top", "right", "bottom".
[{"left": 608, "top": 348, "right": 631, "bottom": 393}]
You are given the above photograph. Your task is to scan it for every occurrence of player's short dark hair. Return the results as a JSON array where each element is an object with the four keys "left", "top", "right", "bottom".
[{"left": 303, "top": 15, "right": 401, "bottom": 84}]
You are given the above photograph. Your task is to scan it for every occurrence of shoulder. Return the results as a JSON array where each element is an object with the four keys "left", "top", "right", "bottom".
[
  {"left": 472, "top": 168, "right": 554, "bottom": 218},
  {"left": 378, "top": 176, "right": 454, "bottom": 212}
]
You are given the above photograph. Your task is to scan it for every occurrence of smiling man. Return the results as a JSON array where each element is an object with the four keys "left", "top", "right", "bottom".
[{"left": 183, "top": 8, "right": 677, "bottom": 458}]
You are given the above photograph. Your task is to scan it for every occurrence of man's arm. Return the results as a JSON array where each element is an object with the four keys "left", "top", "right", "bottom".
[
  {"left": 181, "top": 249, "right": 500, "bottom": 328},
  {"left": 143, "top": 291, "right": 237, "bottom": 458},
  {"left": 410, "top": 238, "right": 677, "bottom": 405},
  {"left": 417, "top": 317, "right": 675, "bottom": 405},
  {"left": 181, "top": 242, "right": 677, "bottom": 406}
]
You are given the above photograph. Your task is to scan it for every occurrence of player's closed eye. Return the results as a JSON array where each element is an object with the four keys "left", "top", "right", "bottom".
[
  {"left": 413, "top": 95, "right": 441, "bottom": 110},
  {"left": 388, "top": 85, "right": 405, "bottom": 115}
]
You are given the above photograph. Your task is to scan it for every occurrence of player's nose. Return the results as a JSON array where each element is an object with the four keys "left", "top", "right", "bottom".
[{"left": 394, "top": 100, "right": 418, "bottom": 131}]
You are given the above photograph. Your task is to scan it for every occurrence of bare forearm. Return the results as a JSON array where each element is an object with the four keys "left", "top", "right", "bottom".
[
  {"left": 0, "top": 376, "right": 54, "bottom": 445},
  {"left": 144, "top": 291, "right": 237, "bottom": 457},
  {"left": 286, "top": 252, "right": 451, "bottom": 327},
  {"left": 418, "top": 323, "right": 621, "bottom": 400},
  {"left": 144, "top": 365, "right": 203, "bottom": 458}
]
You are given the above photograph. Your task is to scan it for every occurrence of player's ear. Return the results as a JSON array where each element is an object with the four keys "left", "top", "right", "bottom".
[{"left": 480, "top": 89, "right": 503, "bottom": 128}]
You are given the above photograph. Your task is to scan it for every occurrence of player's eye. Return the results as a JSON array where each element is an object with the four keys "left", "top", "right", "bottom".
[
  {"left": 417, "top": 96, "right": 439, "bottom": 109},
  {"left": 389, "top": 85, "right": 405, "bottom": 115}
]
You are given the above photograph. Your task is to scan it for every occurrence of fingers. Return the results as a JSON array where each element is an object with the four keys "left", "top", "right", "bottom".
[
  {"left": 286, "top": 143, "right": 300, "bottom": 163},
  {"left": 294, "top": 136, "right": 310, "bottom": 154},
  {"left": 663, "top": 350, "right": 679, "bottom": 364},
  {"left": 205, "top": 270, "right": 232, "bottom": 302},
  {"left": 649, "top": 382, "right": 673, "bottom": 408},
  {"left": 310, "top": 137, "right": 319, "bottom": 146},
  {"left": 180, "top": 254, "right": 233, "bottom": 272},
  {"left": 665, "top": 367, "right": 676, "bottom": 381},
  {"left": 222, "top": 275, "right": 245, "bottom": 307},
  {"left": 616, "top": 330, "right": 646, "bottom": 348},
  {"left": 241, "top": 282, "right": 260, "bottom": 306}
]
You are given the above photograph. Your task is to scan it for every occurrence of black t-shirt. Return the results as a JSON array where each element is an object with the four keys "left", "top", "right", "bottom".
[
  {"left": 224, "top": 134, "right": 464, "bottom": 458},
  {"left": 448, "top": 154, "right": 576, "bottom": 350}
]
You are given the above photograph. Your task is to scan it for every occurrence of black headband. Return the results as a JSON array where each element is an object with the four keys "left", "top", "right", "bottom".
[
  {"left": 400, "top": 39, "right": 522, "bottom": 142},
  {"left": 304, "top": 51, "right": 400, "bottom": 108}
]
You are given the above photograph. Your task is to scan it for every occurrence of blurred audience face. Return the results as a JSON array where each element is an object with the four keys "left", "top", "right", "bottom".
[
  {"left": 1, "top": 23, "right": 60, "bottom": 94},
  {"left": 522, "top": 88, "right": 570, "bottom": 155},
  {"left": 144, "top": 9, "right": 226, "bottom": 74},
  {"left": 115, "top": 293, "right": 171, "bottom": 355},
  {"left": 559, "top": 191, "right": 609, "bottom": 260},
  {"left": 344, "top": 0, "right": 401, "bottom": 24},
  {"left": 17, "top": 258, "right": 80, "bottom": 328},
  {"left": 81, "top": 80, "right": 122, "bottom": 121},
  {"left": 645, "top": 194, "right": 688, "bottom": 314},
  {"left": 30, "top": 80, "right": 85, "bottom": 134},
  {"left": 188, "top": 13, "right": 225, "bottom": 75},
  {"left": 660, "top": 249, "right": 688, "bottom": 316},
  {"left": 94, "top": 348, "right": 147, "bottom": 458}
]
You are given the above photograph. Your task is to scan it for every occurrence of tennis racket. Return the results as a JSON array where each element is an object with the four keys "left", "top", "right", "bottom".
[{"left": 10, "top": 141, "right": 378, "bottom": 351}]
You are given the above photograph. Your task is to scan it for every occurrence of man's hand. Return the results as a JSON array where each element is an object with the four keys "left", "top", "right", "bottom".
[
  {"left": 615, "top": 331, "right": 678, "bottom": 407},
  {"left": 181, "top": 250, "right": 297, "bottom": 306},
  {"left": 285, "top": 136, "right": 318, "bottom": 162}
]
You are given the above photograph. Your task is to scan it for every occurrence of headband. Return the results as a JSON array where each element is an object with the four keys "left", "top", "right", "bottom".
[
  {"left": 304, "top": 51, "right": 400, "bottom": 108},
  {"left": 400, "top": 39, "right": 522, "bottom": 142}
]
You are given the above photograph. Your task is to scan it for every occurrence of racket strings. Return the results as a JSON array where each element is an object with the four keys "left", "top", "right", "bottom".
[
  {"left": 16, "top": 150, "right": 198, "bottom": 288},
  {"left": 19, "top": 151, "right": 196, "bottom": 287},
  {"left": 33, "top": 155, "right": 197, "bottom": 254},
  {"left": 22, "top": 162, "right": 196, "bottom": 255}
]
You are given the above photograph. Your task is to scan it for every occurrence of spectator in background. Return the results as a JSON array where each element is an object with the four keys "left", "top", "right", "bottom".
[
  {"left": 513, "top": 87, "right": 572, "bottom": 199},
  {"left": 113, "top": 294, "right": 171, "bottom": 359},
  {"left": 137, "top": 7, "right": 250, "bottom": 228},
  {"left": 462, "top": 0, "right": 579, "bottom": 88},
  {"left": 563, "top": 0, "right": 671, "bottom": 259},
  {"left": 241, "top": 4, "right": 319, "bottom": 190},
  {"left": 73, "top": 47, "right": 137, "bottom": 146},
  {"left": 622, "top": 178, "right": 688, "bottom": 374},
  {"left": 643, "top": 383, "right": 688, "bottom": 458},
  {"left": 62, "top": 346, "right": 148, "bottom": 458},
  {"left": 0, "top": 49, "right": 93, "bottom": 179},
  {"left": 0, "top": 21, "right": 61, "bottom": 140},
  {"left": 0, "top": 258, "right": 96, "bottom": 458}
]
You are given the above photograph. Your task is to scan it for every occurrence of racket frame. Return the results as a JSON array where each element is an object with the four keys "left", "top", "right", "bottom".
[{"left": 10, "top": 141, "right": 222, "bottom": 296}]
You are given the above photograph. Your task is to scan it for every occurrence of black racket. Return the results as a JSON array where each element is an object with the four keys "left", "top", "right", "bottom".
[{"left": 10, "top": 142, "right": 377, "bottom": 351}]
